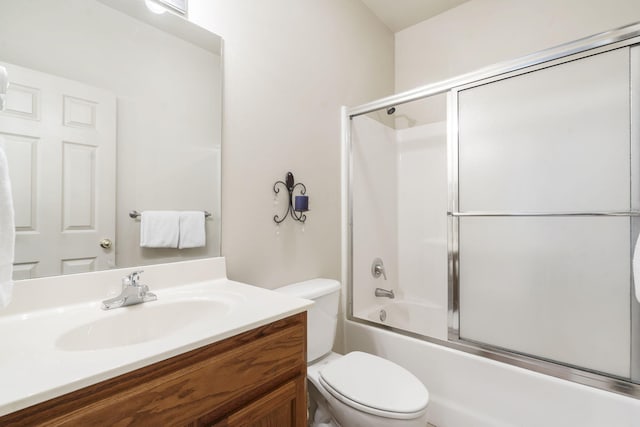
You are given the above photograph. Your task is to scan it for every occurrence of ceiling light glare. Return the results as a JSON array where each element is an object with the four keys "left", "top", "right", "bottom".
[{"left": 145, "top": 0, "right": 167, "bottom": 14}]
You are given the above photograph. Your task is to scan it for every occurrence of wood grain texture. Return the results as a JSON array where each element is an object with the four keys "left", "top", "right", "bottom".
[
  {"left": 0, "top": 312, "right": 307, "bottom": 427},
  {"left": 210, "top": 380, "right": 297, "bottom": 427}
]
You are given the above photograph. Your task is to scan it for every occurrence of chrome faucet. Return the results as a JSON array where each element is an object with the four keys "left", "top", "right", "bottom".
[
  {"left": 101, "top": 270, "right": 157, "bottom": 310},
  {"left": 375, "top": 288, "right": 395, "bottom": 299}
]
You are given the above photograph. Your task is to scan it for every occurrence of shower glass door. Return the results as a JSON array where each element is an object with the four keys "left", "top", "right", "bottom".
[{"left": 452, "top": 45, "right": 639, "bottom": 380}]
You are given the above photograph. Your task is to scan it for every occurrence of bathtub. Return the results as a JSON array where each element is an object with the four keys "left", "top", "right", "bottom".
[
  {"left": 344, "top": 319, "right": 640, "bottom": 427},
  {"left": 358, "top": 299, "right": 448, "bottom": 341},
  {"left": 347, "top": 297, "right": 640, "bottom": 426}
]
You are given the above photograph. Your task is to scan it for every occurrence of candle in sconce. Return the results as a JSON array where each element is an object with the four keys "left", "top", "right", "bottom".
[{"left": 294, "top": 195, "right": 309, "bottom": 212}]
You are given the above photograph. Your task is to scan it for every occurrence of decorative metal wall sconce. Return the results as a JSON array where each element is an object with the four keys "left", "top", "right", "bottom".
[{"left": 273, "top": 172, "right": 309, "bottom": 224}]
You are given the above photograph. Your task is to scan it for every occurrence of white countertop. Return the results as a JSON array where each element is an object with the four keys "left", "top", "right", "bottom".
[{"left": 0, "top": 258, "right": 312, "bottom": 416}]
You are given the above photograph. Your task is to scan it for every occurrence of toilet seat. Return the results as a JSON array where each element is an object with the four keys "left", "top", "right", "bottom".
[{"left": 318, "top": 351, "right": 429, "bottom": 420}]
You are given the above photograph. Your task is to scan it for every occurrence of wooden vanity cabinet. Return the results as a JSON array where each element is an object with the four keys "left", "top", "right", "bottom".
[{"left": 0, "top": 312, "right": 307, "bottom": 427}]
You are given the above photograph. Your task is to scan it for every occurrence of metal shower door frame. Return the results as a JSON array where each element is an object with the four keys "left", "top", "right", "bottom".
[
  {"left": 447, "top": 40, "right": 640, "bottom": 389},
  {"left": 631, "top": 44, "right": 640, "bottom": 384},
  {"left": 343, "top": 22, "right": 640, "bottom": 398}
]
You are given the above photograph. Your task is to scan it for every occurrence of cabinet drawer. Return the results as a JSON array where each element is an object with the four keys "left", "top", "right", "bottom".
[{"left": 208, "top": 378, "right": 304, "bottom": 427}]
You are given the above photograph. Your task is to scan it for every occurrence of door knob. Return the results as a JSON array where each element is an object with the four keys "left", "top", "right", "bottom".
[{"left": 100, "top": 238, "right": 113, "bottom": 249}]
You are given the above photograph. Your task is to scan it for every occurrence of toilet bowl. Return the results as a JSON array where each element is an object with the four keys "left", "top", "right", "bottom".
[
  {"left": 276, "top": 279, "right": 429, "bottom": 427},
  {"left": 308, "top": 352, "right": 429, "bottom": 427}
]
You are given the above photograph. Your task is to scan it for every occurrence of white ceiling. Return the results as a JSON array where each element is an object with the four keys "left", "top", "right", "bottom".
[{"left": 361, "top": 0, "right": 469, "bottom": 32}]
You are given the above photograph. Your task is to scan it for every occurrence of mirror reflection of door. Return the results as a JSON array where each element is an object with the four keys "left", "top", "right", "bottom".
[{"left": 0, "top": 62, "right": 116, "bottom": 279}]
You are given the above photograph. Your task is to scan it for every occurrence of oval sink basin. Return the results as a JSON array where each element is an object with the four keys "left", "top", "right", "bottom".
[{"left": 56, "top": 299, "right": 230, "bottom": 351}]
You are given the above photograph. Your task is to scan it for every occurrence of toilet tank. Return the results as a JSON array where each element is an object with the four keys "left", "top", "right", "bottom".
[{"left": 275, "top": 278, "right": 341, "bottom": 363}]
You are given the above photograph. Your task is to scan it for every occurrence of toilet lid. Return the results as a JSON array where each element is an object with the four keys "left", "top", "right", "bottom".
[{"left": 319, "top": 351, "right": 429, "bottom": 416}]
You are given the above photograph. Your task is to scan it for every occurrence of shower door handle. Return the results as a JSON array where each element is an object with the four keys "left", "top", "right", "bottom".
[{"left": 634, "top": 234, "right": 640, "bottom": 304}]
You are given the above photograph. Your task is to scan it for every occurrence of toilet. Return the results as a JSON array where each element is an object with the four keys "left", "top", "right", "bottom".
[{"left": 276, "top": 278, "right": 429, "bottom": 427}]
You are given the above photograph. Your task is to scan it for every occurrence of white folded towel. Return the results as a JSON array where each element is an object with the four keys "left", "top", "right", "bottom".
[
  {"left": 0, "top": 142, "right": 15, "bottom": 308},
  {"left": 140, "top": 211, "right": 180, "bottom": 248},
  {"left": 178, "top": 211, "right": 206, "bottom": 249}
]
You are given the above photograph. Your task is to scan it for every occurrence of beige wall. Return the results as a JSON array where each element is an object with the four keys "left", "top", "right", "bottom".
[
  {"left": 396, "top": 0, "right": 640, "bottom": 92},
  {"left": 189, "top": 0, "right": 394, "bottom": 288},
  {"left": 184, "top": 0, "right": 640, "bottom": 294}
]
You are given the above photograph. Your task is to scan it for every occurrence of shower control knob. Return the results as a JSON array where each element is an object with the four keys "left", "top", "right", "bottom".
[
  {"left": 99, "top": 238, "right": 113, "bottom": 249},
  {"left": 371, "top": 257, "right": 387, "bottom": 280}
]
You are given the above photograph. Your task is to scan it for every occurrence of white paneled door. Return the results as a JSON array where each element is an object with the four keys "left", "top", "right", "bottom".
[{"left": 0, "top": 62, "right": 116, "bottom": 279}]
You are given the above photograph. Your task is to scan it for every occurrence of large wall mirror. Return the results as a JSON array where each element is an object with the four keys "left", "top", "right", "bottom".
[{"left": 0, "top": 0, "right": 222, "bottom": 279}]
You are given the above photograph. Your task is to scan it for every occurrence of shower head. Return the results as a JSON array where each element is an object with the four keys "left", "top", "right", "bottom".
[{"left": 386, "top": 106, "right": 396, "bottom": 115}]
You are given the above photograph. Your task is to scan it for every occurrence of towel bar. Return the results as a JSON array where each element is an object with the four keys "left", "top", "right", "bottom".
[
  {"left": 448, "top": 211, "right": 640, "bottom": 217},
  {"left": 129, "top": 210, "right": 212, "bottom": 219}
]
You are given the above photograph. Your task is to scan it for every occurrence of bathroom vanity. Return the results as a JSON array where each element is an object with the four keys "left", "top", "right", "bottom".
[
  {"left": 0, "top": 258, "right": 311, "bottom": 426},
  {"left": 1, "top": 313, "right": 306, "bottom": 426}
]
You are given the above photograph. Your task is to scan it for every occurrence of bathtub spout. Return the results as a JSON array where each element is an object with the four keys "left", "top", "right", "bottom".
[{"left": 375, "top": 288, "right": 395, "bottom": 299}]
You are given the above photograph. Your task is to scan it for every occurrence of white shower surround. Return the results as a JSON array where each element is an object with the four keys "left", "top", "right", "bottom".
[
  {"left": 351, "top": 116, "right": 447, "bottom": 302},
  {"left": 351, "top": 115, "right": 448, "bottom": 340},
  {"left": 364, "top": 300, "right": 446, "bottom": 340},
  {"left": 396, "top": 121, "right": 448, "bottom": 315}
]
